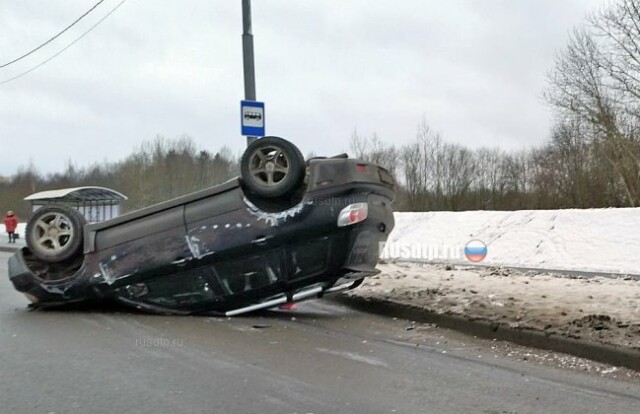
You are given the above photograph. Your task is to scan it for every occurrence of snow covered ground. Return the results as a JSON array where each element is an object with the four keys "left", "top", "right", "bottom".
[{"left": 388, "top": 209, "right": 640, "bottom": 274}]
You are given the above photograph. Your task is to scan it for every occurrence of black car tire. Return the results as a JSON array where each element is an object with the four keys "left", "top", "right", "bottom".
[
  {"left": 241, "top": 136, "right": 305, "bottom": 198},
  {"left": 26, "top": 206, "right": 86, "bottom": 263}
]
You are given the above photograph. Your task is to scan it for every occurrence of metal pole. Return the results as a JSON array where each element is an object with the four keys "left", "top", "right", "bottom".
[{"left": 242, "top": 0, "right": 257, "bottom": 146}]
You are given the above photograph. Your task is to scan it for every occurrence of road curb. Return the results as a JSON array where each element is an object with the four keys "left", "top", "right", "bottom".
[
  {"left": 0, "top": 246, "right": 20, "bottom": 254},
  {"left": 334, "top": 294, "right": 640, "bottom": 372}
]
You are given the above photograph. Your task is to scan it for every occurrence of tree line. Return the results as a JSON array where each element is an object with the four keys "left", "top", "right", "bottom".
[
  {"left": 0, "top": 136, "right": 239, "bottom": 219},
  {"left": 0, "top": 116, "right": 635, "bottom": 218},
  {"left": 354, "top": 0, "right": 640, "bottom": 211},
  {"left": 351, "top": 117, "right": 629, "bottom": 212}
]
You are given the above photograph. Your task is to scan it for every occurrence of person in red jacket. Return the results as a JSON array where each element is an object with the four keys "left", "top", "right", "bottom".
[{"left": 4, "top": 210, "right": 18, "bottom": 243}]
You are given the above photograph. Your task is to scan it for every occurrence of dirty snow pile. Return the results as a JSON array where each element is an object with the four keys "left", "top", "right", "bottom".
[
  {"left": 388, "top": 209, "right": 640, "bottom": 274},
  {"left": 361, "top": 208, "right": 640, "bottom": 350},
  {"left": 350, "top": 262, "right": 640, "bottom": 349}
]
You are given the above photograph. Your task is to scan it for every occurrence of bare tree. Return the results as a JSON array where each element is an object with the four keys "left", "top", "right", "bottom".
[
  {"left": 474, "top": 148, "right": 507, "bottom": 209},
  {"left": 349, "top": 129, "right": 399, "bottom": 176},
  {"left": 401, "top": 119, "right": 444, "bottom": 210},
  {"left": 546, "top": 15, "right": 640, "bottom": 206}
]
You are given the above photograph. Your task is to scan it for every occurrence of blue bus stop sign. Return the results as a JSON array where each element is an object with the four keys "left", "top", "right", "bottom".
[{"left": 241, "top": 100, "right": 265, "bottom": 137}]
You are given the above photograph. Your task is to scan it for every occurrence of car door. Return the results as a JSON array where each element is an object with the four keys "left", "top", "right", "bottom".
[
  {"left": 183, "top": 184, "right": 258, "bottom": 260},
  {"left": 90, "top": 205, "right": 190, "bottom": 285}
]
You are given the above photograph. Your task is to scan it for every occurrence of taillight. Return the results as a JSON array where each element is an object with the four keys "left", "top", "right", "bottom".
[
  {"left": 356, "top": 163, "right": 368, "bottom": 173},
  {"left": 337, "top": 203, "right": 368, "bottom": 227}
]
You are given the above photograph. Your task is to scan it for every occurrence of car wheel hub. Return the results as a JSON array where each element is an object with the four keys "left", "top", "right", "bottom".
[
  {"left": 33, "top": 213, "right": 73, "bottom": 252},
  {"left": 249, "top": 146, "right": 291, "bottom": 187}
]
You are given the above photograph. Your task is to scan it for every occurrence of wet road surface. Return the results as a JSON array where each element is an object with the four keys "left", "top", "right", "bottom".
[{"left": 1, "top": 252, "right": 639, "bottom": 413}]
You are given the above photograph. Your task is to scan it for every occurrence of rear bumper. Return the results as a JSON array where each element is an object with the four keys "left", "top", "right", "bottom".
[
  {"left": 8, "top": 249, "right": 74, "bottom": 304},
  {"left": 8, "top": 250, "right": 31, "bottom": 292},
  {"left": 343, "top": 192, "right": 394, "bottom": 272}
]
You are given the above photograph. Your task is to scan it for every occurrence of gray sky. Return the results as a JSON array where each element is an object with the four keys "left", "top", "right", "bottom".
[{"left": 0, "top": 0, "right": 605, "bottom": 176}]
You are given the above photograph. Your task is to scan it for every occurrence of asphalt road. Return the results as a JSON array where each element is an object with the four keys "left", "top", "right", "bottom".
[{"left": 1, "top": 252, "right": 640, "bottom": 414}]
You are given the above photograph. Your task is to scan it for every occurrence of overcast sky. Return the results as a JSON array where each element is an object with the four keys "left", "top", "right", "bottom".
[{"left": 0, "top": 0, "right": 606, "bottom": 176}]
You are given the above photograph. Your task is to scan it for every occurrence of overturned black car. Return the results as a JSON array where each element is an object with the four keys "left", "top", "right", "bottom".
[{"left": 8, "top": 137, "right": 395, "bottom": 316}]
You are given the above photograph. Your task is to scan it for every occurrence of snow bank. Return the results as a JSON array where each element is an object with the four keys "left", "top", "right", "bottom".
[
  {"left": 0, "top": 223, "right": 26, "bottom": 245},
  {"left": 0, "top": 223, "right": 26, "bottom": 233},
  {"left": 389, "top": 209, "right": 640, "bottom": 274}
]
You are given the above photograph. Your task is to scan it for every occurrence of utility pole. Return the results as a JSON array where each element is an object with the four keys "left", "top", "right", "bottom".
[{"left": 242, "top": 0, "right": 257, "bottom": 146}]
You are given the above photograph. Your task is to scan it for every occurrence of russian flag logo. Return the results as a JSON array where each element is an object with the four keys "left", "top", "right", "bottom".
[{"left": 464, "top": 240, "right": 487, "bottom": 263}]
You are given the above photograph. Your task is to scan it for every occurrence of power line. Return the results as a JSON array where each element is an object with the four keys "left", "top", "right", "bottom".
[
  {"left": 0, "top": 0, "right": 127, "bottom": 86},
  {"left": 0, "top": 0, "right": 105, "bottom": 69}
]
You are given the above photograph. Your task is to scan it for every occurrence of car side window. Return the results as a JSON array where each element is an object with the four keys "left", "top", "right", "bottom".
[
  {"left": 290, "top": 239, "right": 329, "bottom": 280},
  {"left": 123, "top": 267, "right": 224, "bottom": 308},
  {"left": 214, "top": 251, "right": 282, "bottom": 295}
]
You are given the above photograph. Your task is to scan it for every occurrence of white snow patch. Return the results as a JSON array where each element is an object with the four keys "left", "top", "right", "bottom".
[
  {"left": 0, "top": 223, "right": 26, "bottom": 245},
  {"left": 389, "top": 208, "right": 640, "bottom": 274}
]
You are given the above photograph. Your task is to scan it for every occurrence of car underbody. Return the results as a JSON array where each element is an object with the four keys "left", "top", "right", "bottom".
[{"left": 8, "top": 138, "right": 395, "bottom": 315}]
